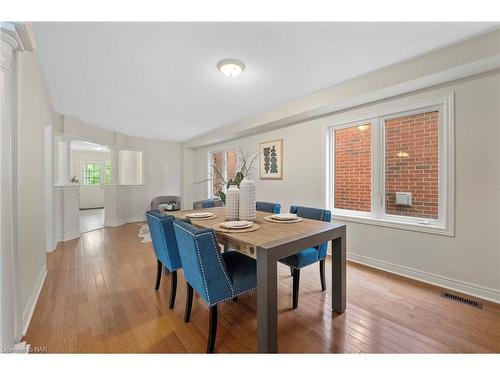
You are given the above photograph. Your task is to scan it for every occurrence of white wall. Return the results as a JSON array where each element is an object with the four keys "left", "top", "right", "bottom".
[
  {"left": 17, "top": 49, "right": 56, "bottom": 335},
  {"left": 185, "top": 71, "right": 500, "bottom": 303},
  {"left": 118, "top": 150, "right": 143, "bottom": 185},
  {"left": 122, "top": 135, "right": 181, "bottom": 221},
  {"left": 43, "top": 124, "right": 56, "bottom": 252}
]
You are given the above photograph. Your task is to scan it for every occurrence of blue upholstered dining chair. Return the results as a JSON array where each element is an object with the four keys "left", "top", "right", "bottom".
[
  {"left": 256, "top": 201, "right": 281, "bottom": 214},
  {"left": 146, "top": 210, "right": 187, "bottom": 309},
  {"left": 278, "top": 205, "right": 332, "bottom": 310},
  {"left": 173, "top": 220, "right": 257, "bottom": 353},
  {"left": 193, "top": 197, "right": 223, "bottom": 209}
]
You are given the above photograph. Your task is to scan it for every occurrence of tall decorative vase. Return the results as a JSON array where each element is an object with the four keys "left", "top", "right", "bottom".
[
  {"left": 225, "top": 184, "right": 240, "bottom": 221},
  {"left": 238, "top": 178, "right": 256, "bottom": 221}
]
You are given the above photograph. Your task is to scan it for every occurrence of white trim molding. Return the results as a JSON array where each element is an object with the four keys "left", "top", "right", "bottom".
[
  {"left": 0, "top": 22, "right": 36, "bottom": 53},
  {"left": 22, "top": 268, "right": 47, "bottom": 337},
  {"left": 1, "top": 24, "right": 22, "bottom": 347},
  {"left": 348, "top": 253, "right": 500, "bottom": 305}
]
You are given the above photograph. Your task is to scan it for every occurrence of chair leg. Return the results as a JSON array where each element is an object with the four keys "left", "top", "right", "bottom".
[
  {"left": 319, "top": 259, "right": 326, "bottom": 291},
  {"left": 232, "top": 296, "right": 238, "bottom": 302},
  {"left": 168, "top": 270, "right": 177, "bottom": 309},
  {"left": 155, "top": 259, "right": 162, "bottom": 290},
  {"left": 292, "top": 268, "right": 300, "bottom": 310},
  {"left": 207, "top": 305, "right": 218, "bottom": 353},
  {"left": 184, "top": 282, "right": 193, "bottom": 322},
  {"left": 290, "top": 266, "right": 294, "bottom": 277}
]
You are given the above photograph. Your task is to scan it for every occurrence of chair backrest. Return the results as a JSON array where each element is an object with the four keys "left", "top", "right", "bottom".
[
  {"left": 256, "top": 201, "right": 281, "bottom": 214},
  {"left": 193, "top": 197, "right": 223, "bottom": 209},
  {"left": 289, "top": 205, "right": 332, "bottom": 257},
  {"left": 151, "top": 196, "right": 181, "bottom": 210},
  {"left": 145, "top": 210, "right": 183, "bottom": 272},
  {"left": 173, "top": 220, "right": 233, "bottom": 306}
]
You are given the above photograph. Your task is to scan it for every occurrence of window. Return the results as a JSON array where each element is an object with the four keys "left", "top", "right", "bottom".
[
  {"left": 384, "top": 111, "right": 439, "bottom": 219},
  {"left": 329, "top": 93, "right": 454, "bottom": 235},
  {"left": 210, "top": 148, "right": 237, "bottom": 197},
  {"left": 104, "top": 161, "right": 111, "bottom": 184},
  {"left": 83, "top": 162, "right": 100, "bottom": 186},
  {"left": 334, "top": 123, "right": 372, "bottom": 213}
]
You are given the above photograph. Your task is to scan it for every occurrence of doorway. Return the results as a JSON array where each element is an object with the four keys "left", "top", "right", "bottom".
[
  {"left": 70, "top": 141, "right": 110, "bottom": 233},
  {"left": 78, "top": 160, "right": 106, "bottom": 233},
  {"left": 78, "top": 160, "right": 105, "bottom": 209}
]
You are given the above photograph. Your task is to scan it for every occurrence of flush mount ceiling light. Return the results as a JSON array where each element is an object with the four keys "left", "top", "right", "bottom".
[{"left": 217, "top": 59, "right": 245, "bottom": 78}]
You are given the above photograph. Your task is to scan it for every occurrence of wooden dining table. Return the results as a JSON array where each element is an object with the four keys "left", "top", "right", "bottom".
[{"left": 171, "top": 207, "right": 347, "bottom": 353}]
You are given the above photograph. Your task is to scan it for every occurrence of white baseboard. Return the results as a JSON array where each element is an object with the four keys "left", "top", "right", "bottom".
[
  {"left": 105, "top": 218, "right": 127, "bottom": 227},
  {"left": 124, "top": 216, "right": 145, "bottom": 224},
  {"left": 105, "top": 216, "right": 145, "bottom": 227},
  {"left": 62, "top": 231, "right": 80, "bottom": 241},
  {"left": 347, "top": 252, "right": 500, "bottom": 305},
  {"left": 22, "top": 268, "right": 47, "bottom": 337}
]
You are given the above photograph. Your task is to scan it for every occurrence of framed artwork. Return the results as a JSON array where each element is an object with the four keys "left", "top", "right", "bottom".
[{"left": 259, "top": 139, "right": 283, "bottom": 180}]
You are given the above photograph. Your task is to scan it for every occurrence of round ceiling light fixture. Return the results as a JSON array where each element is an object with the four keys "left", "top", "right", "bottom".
[{"left": 217, "top": 59, "right": 245, "bottom": 78}]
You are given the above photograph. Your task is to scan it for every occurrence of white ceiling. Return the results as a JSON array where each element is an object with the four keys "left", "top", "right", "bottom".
[{"left": 33, "top": 22, "right": 498, "bottom": 143}]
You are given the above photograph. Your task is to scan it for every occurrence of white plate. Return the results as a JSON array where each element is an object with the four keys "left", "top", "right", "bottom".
[
  {"left": 186, "top": 212, "right": 213, "bottom": 218},
  {"left": 220, "top": 221, "right": 253, "bottom": 229},
  {"left": 272, "top": 213, "right": 298, "bottom": 221}
]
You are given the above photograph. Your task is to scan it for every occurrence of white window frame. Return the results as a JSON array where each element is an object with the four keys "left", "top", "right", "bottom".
[
  {"left": 208, "top": 147, "right": 237, "bottom": 198},
  {"left": 330, "top": 119, "right": 376, "bottom": 219},
  {"left": 327, "top": 92, "right": 455, "bottom": 236}
]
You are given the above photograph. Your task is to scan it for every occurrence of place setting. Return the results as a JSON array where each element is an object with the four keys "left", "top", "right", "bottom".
[
  {"left": 213, "top": 220, "right": 260, "bottom": 233},
  {"left": 183, "top": 211, "right": 218, "bottom": 220},
  {"left": 264, "top": 212, "right": 303, "bottom": 224}
]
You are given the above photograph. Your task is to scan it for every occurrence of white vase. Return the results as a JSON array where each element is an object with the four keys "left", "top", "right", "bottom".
[
  {"left": 225, "top": 184, "right": 240, "bottom": 221},
  {"left": 238, "top": 178, "right": 256, "bottom": 221}
]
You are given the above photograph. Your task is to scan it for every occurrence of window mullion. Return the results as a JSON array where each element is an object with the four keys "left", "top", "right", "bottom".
[
  {"left": 330, "top": 128, "right": 335, "bottom": 212},
  {"left": 372, "top": 118, "right": 383, "bottom": 219}
]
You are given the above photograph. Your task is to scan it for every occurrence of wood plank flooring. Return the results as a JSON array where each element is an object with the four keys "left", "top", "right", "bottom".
[{"left": 23, "top": 223, "right": 500, "bottom": 353}]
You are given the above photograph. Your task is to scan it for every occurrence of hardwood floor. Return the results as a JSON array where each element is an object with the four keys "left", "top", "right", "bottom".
[
  {"left": 79, "top": 208, "right": 105, "bottom": 234},
  {"left": 23, "top": 223, "right": 500, "bottom": 353}
]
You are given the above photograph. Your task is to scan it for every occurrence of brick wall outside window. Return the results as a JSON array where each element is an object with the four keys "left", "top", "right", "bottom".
[
  {"left": 212, "top": 149, "right": 238, "bottom": 196},
  {"left": 212, "top": 151, "right": 224, "bottom": 195},
  {"left": 334, "top": 124, "right": 372, "bottom": 212},
  {"left": 385, "top": 111, "right": 439, "bottom": 219},
  {"left": 226, "top": 150, "right": 237, "bottom": 181}
]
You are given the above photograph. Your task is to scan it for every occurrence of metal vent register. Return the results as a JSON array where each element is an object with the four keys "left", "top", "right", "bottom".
[{"left": 440, "top": 291, "right": 482, "bottom": 309}]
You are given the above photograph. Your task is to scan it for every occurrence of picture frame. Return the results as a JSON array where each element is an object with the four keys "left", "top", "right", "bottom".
[{"left": 259, "top": 139, "right": 283, "bottom": 180}]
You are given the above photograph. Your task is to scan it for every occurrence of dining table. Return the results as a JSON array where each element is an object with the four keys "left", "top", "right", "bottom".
[{"left": 171, "top": 206, "right": 346, "bottom": 353}]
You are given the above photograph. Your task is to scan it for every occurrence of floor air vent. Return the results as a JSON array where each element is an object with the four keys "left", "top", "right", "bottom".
[{"left": 440, "top": 291, "right": 482, "bottom": 309}]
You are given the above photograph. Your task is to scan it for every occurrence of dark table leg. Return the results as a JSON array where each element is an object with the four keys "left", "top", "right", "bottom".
[
  {"left": 256, "top": 248, "right": 278, "bottom": 353},
  {"left": 332, "top": 227, "right": 346, "bottom": 313}
]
